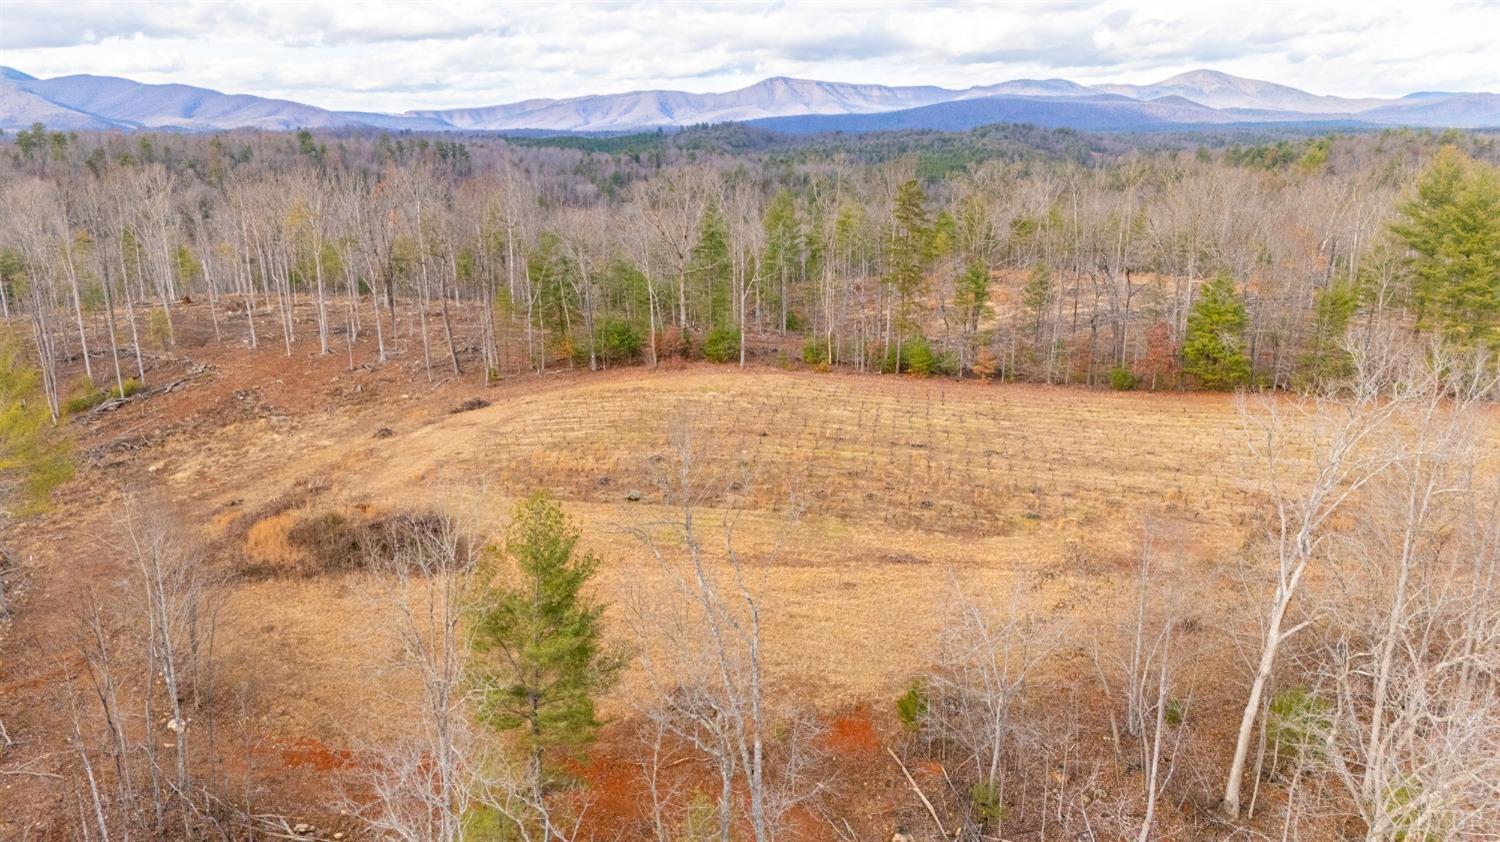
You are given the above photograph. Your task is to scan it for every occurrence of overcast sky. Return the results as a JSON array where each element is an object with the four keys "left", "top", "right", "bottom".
[{"left": 2, "top": 1, "right": 1497, "bottom": 112}]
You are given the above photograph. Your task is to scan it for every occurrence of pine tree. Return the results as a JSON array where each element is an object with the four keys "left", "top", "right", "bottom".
[
  {"left": 469, "top": 491, "right": 623, "bottom": 800},
  {"left": 954, "top": 260, "right": 992, "bottom": 334},
  {"left": 886, "top": 180, "right": 932, "bottom": 371},
  {"left": 1183, "top": 273, "right": 1252, "bottom": 390},
  {"left": 1022, "top": 263, "right": 1052, "bottom": 338},
  {"left": 1300, "top": 279, "right": 1359, "bottom": 386},
  {"left": 691, "top": 204, "right": 733, "bottom": 329},
  {"left": 1, "top": 332, "right": 72, "bottom": 520},
  {"left": 1391, "top": 146, "right": 1500, "bottom": 351}
]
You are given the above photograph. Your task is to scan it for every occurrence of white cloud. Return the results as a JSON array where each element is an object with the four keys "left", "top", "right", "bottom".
[{"left": 0, "top": 0, "right": 1495, "bottom": 112}]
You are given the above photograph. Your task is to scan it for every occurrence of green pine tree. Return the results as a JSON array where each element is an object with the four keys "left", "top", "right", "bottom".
[
  {"left": 691, "top": 204, "right": 733, "bottom": 329},
  {"left": 469, "top": 492, "right": 624, "bottom": 798},
  {"left": 1183, "top": 273, "right": 1252, "bottom": 390},
  {"left": 1390, "top": 146, "right": 1500, "bottom": 351},
  {"left": 761, "top": 189, "right": 800, "bottom": 333},
  {"left": 887, "top": 180, "right": 933, "bottom": 371},
  {"left": 954, "top": 260, "right": 992, "bottom": 334},
  {"left": 1, "top": 333, "right": 72, "bottom": 519},
  {"left": 1300, "top": 279, "right": 1359, "bottom": 386}
]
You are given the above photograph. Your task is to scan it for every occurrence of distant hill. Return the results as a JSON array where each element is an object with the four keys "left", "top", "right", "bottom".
[
  {"left": 745, "top": 93, "right": 1373, "bottom": 134},
  {"left": 0, "top": 67, "right": 443, "bottom": 132},
  {"left": 2, "top": 66, "right": 1495, "bottom": 134}
]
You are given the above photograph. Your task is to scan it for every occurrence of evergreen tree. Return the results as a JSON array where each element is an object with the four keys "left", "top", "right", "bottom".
[
  {"left": 954, "top": 260, "right": 992, "bottom": 334},
  {"left": 469, "top": 492, "right": 623, "bottom": 799},
  {"left": 1183, "top": 273, "right": 1252, "bottom": 390},
  {"left": 1391, "top": 146, "right": 1500, "bottom": 351},
  {"left": 1300, "top": 279, "right": 1359, "bottom": 386},
  {"left": 886, "top": 180, "right": 933, "bottom": 371},
  {"left": 761, "top": 189, "right": 800, "bottom": 333},
  {"left": 0, "top": 333, "right": 72, "bottom": 519},
  {"left": 691, "top": 204, "right": 733, "bottom": 328}
]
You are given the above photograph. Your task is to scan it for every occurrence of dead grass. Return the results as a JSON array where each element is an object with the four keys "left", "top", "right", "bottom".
[{"left": 7, "top": 308, "right": 1495, "bottom": 836}]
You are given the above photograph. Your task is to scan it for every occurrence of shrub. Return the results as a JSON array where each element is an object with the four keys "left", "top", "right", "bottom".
[
  {"left": 1267, "top": 687, "right": 1330, "bottom": 771},
  {"left": 273, "top": 508, "right": 463, "bottom": 578},
  {"left": 801, "top": 336, "right": 830, "bottom": 366},
  {"left": 657, "top": 325, "right": 691, "bottom": 360},
  {"left": 971, "top": 346, "right": 999, "bottom": 380},
  {"left": 597, "top": 319, "right": 641, "bottom": 365},
  {"left": 148, "top": 308, "right": 172, "bottom": 350},
  {"left": 62, "top": 377, "right": 143, "bottom": 414},
  {"left": 63, "top": 387, "right": 108, "bottom": 415},
  {"left": 904, "top": 336, "right": 936, "bottom": 376},
  {"left": 970, "top": 780, "right": 1006, "bottom": 825},
  {"left": 286, "top": 511, "right": 366, "bottom": 575},
  {"left": 896, "top": 679, "right": 928, "bottom": 731},
  {"left": 1109, "top": 365, "right": 1138, "bottom": 391},
  {"left": 702, "top": 325, "right": 741, "bottom": 363},
  {"left": 1164, "top": 698, "right": 1186, "bottom": 726}
]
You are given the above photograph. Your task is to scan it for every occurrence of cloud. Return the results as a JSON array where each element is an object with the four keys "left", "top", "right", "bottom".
[{"left": 1, "top": 0, "right": 1495, "bottom": 112}]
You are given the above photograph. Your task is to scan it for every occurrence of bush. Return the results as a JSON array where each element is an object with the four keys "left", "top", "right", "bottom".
[
  {"left": 1109, "top": 365, "right": 1138, "bottom": 391},
  {"left": 597, "top": 319, "right": 641, "bottom": 365},
  {"left": 286, "top": 512, "right": 367, "bottom": 575},
  {"left": 970, "top": 780, "right": 1005, "bottom": 825},
  {"left": 880, "top": 336, "right": 959, "bottom": 377},
  {"left": 896, "top": 679, "right": 928, "bottom": 731},
  {"left": 1267, "top": 687, "right": 1330, "bottom": 771},
  {"left": 271, "top": 508, "right": 462, "bottom": 579},
  {"left": 971, "top": 346, "right": 999, "bottom": 380},
  {"left": 702, "top": 325, "right": 741, "bottom": 363},
  {"left": 148, "top": 308, "right": 172, "bottom": 350},
  {"left": 63, "top": 388, "right": 108, "bottom": 415},
  {"left": 63, "top": 377, "right": 143, "bottom": 414},
  {"left": 904, "top": 336, "right": 936, "bottom": 375},
  {"left": 657, "top": 325, "right": 691, "bottom": 360},
  {"left": 1164, "top": 698, "right": 1186, "bottom": 726},
  {"left": 801, "top": 336, "right": 830, "bottom": 366}
]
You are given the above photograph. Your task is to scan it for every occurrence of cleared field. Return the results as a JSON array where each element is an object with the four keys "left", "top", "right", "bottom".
[
  {"left": 141, "top": 366, "right": 1277, "bottom": 728},
  {"left": 11, "top": 332, "right": 1496, "bottom": 836}
]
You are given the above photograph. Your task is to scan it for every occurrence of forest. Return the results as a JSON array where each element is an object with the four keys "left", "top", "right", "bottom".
[
  {"left": 1, "top": 120, "right": 1499, "bottom": 842},
  {"left": 2, "top": 123, "right": 1497, "bottom": 417}
]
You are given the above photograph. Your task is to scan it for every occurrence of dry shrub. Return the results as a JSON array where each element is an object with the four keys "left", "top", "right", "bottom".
[
  {"left": 251, "top": 508, "right": 471, "bottom": 579},
  {"left": 286, "top": 511, "right": 367, "bottom": 574}
]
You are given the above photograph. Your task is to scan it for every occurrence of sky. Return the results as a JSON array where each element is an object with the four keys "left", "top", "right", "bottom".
[{"left": 2, "top": 0, "right": 1498, "bottom": 112}]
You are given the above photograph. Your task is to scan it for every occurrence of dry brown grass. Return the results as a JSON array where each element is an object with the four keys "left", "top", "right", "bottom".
[
  {"left": 8, "top": 313, "right": 1497, "bottom": 834},
  {"left": 146, "top": 368, "right": 1294, "bottom": 730}
]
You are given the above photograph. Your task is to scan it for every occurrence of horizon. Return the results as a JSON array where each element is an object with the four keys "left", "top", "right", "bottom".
[{"left": 3, "top": 1, "right": 1498, "bottom": 113}]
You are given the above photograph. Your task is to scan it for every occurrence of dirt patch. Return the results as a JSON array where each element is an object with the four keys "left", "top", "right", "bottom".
[
  {"left": 823, "top": 705, "right": 881, "bottom": 755},
  {"left": 280, "top": 736, "right": 354, "bottom": 773}
]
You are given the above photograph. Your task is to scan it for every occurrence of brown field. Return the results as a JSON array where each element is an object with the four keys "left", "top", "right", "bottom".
[{"left": 7, "top": 307, "right": 1492, "bottom": 837}]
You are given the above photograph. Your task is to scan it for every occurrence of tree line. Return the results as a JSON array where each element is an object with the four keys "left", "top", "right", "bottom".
[{"left": 2, "top": 124, "right": 1496, "bottom": 418}]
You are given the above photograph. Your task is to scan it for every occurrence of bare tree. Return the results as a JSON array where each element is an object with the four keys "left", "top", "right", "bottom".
[
  {"left": 1220, "top": 339, "right": 1422, "bottom": 818},
  {"left": 626, "top": 414, "right": 821, "bottom": 842},
  {"left": 1306, "top": 354, "right": 1500, "bottom": 840}
]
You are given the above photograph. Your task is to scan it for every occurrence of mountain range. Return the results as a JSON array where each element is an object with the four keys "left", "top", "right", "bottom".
[{"left": 2, "top": 66, "right": 1496, "bottom": 135}]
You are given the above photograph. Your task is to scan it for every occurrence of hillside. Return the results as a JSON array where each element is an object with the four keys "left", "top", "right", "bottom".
[{"left": 0, "top": 300, "right": 1313, "bottom": 837}]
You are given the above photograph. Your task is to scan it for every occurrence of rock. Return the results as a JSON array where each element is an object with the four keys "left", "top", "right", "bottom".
[
  {"left": 625, "top": 489, "right": 642, "bottom": 502},
  {"left": 373, "top": 427, "right": 394, "bottom": 439}
]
